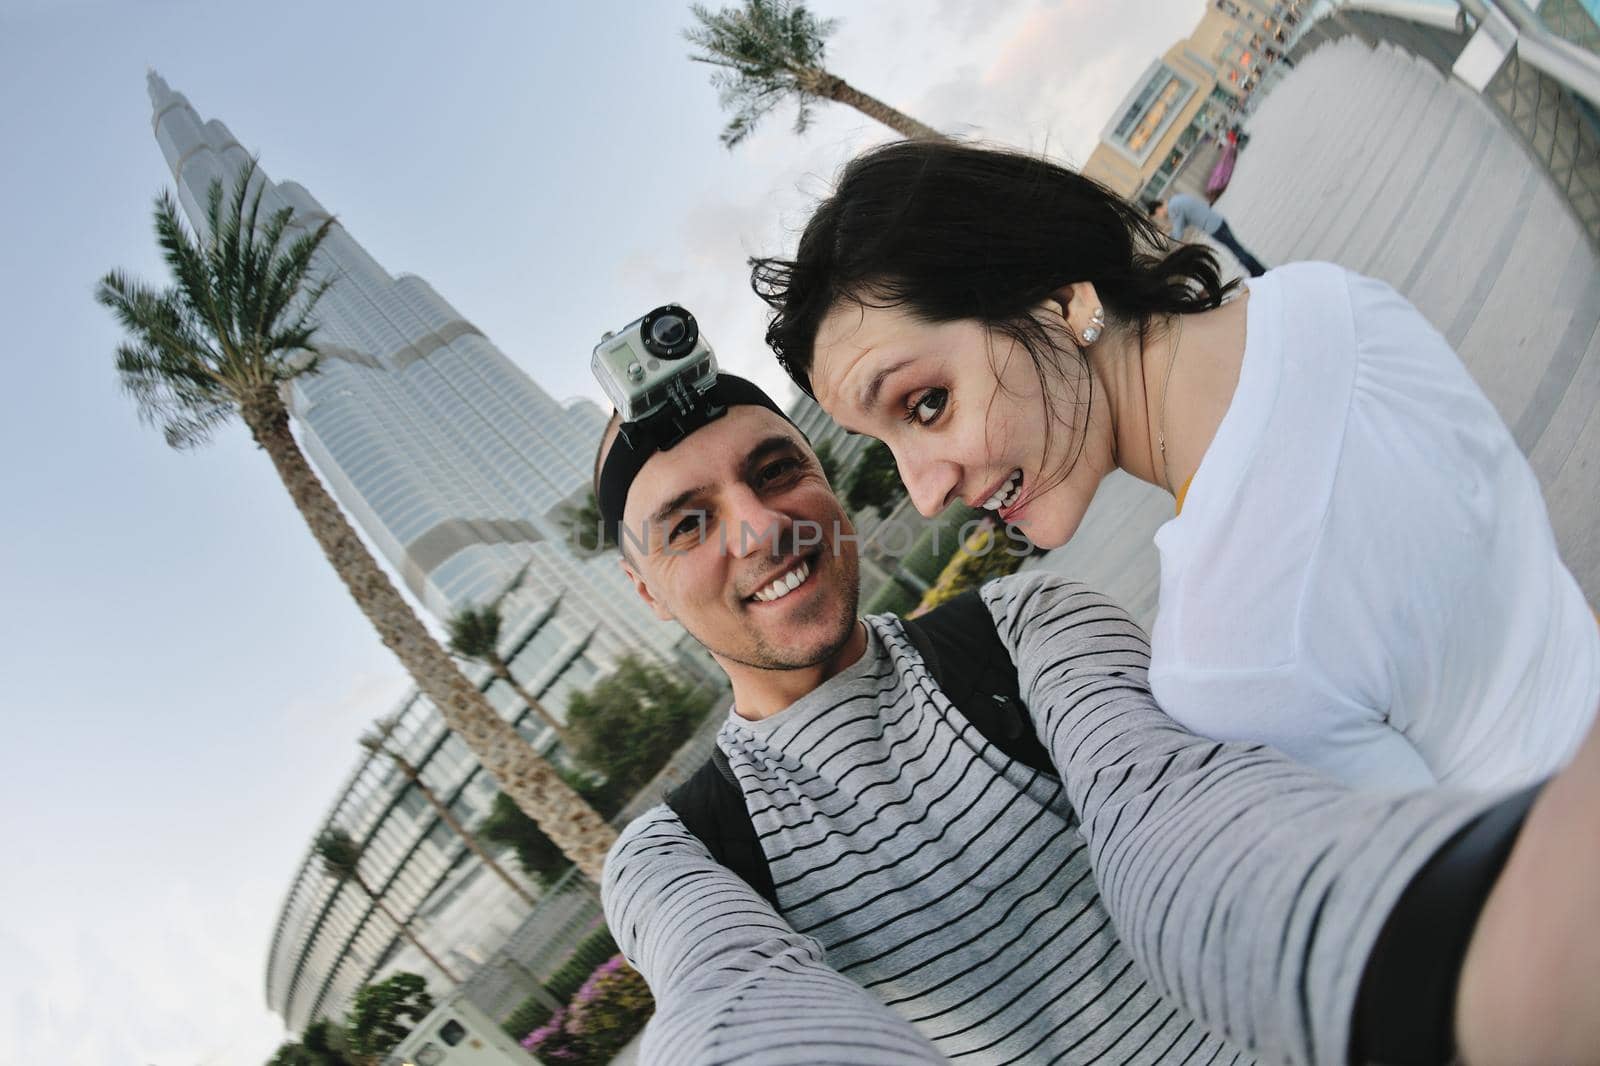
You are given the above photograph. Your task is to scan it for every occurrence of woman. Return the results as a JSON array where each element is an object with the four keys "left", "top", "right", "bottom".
[{"left": 751, "top": 140, "right": 1599, "bottom": 792}]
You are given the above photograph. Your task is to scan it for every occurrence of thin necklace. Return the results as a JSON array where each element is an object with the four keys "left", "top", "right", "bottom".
[{"left": 1156, "top": 315, "right": 1184, "bottom": 496}]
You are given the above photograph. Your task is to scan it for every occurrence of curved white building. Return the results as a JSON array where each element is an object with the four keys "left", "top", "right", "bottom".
[{"left": 145, "top": 73, "right": 712, "bottom": 1031}]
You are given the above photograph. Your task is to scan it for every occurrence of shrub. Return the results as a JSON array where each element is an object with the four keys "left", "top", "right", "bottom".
[
  {"left": 519, "top": 955, "right": 654, "bottom": 1065},
  {"left": 546, "top": 926, "right": 620, "bottom": 1002},
  {"left": 862, "top": 578, "right": 919, "bottom": 618},
  {"left": 897, "top": 506, "right": 979, "bottom": 586},
  {"left": 500, "top": 925, "right": 621, "bottom": 1040},
  {"left": 917, "top": 523, "right": 1033, "bottom": 614}
]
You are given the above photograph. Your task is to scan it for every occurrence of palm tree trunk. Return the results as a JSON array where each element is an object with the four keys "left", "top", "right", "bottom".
[
  {"left": 394, "top": 755, "right": 539, "bottom": 908},
  {"left": 353, "top": 871, "right": 461, "bottom": 984},
  {"left": 490, "top": 656, "right": 576, "bottom": 748},
  {"left": 241, "top": 390, "right": 615, "bottom": 882},
  {"left": 803, "top": 70, "right": 944, "bottom": 141}
]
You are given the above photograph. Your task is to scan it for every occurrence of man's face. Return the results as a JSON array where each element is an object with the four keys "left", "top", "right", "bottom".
[{"left": 614, "top": 406, "right": 860, "bottom": 672}]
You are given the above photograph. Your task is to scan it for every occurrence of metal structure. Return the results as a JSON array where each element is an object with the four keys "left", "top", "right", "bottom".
[{"left": 1295, "top": 0, "right": 1600, "bottom": 246}]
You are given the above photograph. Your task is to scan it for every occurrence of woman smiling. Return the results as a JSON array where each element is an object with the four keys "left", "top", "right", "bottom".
[{"left": 752, "top": 140, "right": 1599, "bottom": 792}]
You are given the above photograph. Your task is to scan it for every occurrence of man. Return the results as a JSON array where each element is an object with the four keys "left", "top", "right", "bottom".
[
  {"left": 1148, "top": 193, "right": 1269, "bottom": 277},
  {"left": 598, "top": 374, "right": 1600, "bottom": 1065}
]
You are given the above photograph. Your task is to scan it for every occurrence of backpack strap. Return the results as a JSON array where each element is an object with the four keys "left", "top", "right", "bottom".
[
  {"left": 664, "top": 583, "right": 1051, "bottom": 913},
  {"left": 665, "top": 745, "right": 780, "bottom": 909},
  {"left": 901, "top": 589, "right": 1055, "bottom": 779}
]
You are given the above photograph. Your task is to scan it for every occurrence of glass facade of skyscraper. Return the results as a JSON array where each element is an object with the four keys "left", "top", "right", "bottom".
[{"left": 144, "top": 73, "right": 714, "bottom": 1031}]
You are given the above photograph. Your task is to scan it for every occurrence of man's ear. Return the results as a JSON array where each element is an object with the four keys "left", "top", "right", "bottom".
[{"left": 619, "top": 555, "right": 674, "bottom": 622}]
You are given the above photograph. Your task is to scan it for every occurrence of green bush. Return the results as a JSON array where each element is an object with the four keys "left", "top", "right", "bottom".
[
  {"left": 898, "top": 506, "right": 980, "bottom": 586},
  {"left": 518, "top": 955, "right": 654, "bottom": 1065},
  {"left": 500, "top": 924, "right": 621, "bottom": 1038},
  {"left": 917, "top": 523, "right": 1033, "bottom": 613},
  {"left": 862, "top": 579, "right": 918, "bottom": 618},
  {"left": 501, "top": 996, "right": 553, "bottom": 1044},
  {"left": 546, "top": 926, "right": 621, "bottom": 1002}
]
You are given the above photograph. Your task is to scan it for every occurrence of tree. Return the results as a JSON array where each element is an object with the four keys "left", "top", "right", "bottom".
[
  {"left": 566, "top": 656, "right": 717, "bottom": 797},
  {"left": 685, "top": 0, "right": 943, "bottom": 148},
  {"left": 315, "top": 828, "right": 461, "bottom": 985},
  {"left": 560, "top": 488, "right": 615, "bottom": 555},
  {"left": 347, "top": 971, "right": 434, "bottom": 1060},
  {"left": 265, "top": 1020, "right": 356, "bottom": 1066},
  {"left": 480, "top": 790, "right": 571, "bottom": 886},
  {"left": 812, "top": 438, "right": 844, "bottom": 489},
  {"left": 479, "top": 766, "right": 629, "bottom": 886},
  {"left": 97, "top": 161, "right": 615, "bottom": 881},
  {"left": 843, "top": 439, "right": 904, "bottom": 516},
  {"left": 445, "top": 601, "right": 574, "bottom": 747},
  {"left": 360, "top": 719, "right": 537, "bottom": 907}
]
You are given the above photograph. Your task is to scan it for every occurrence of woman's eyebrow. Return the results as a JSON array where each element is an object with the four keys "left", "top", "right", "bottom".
[{"left": 860, "top": 358, "right": 913, "bottom": 410}]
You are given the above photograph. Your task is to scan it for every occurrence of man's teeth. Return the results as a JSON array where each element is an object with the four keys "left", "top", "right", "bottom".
[
  {"left": 752, "top": 559, "right": 812, "bottom": 603},
  {"left": 984, "top": 470, "right": 1023, "bottom": 511}
]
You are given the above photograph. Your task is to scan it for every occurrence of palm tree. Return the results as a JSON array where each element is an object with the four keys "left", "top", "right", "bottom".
[
  {"left": 559, "top": 488, "right": 614, "bottom": 555},
  {"left": 360, "top": 718, "right": 538, "bottom": 908},
  {"left": 446, "top": 601, "right": 576, "bottom": 748},
  {"left": 314, "top": 828, "right": 461, "bottom": 985},
  {"left": 685, "top": 0, "right": 943, "bottom": 148},
  {"left": 97, "top": 162, "right": 615, "bottom": 881}
]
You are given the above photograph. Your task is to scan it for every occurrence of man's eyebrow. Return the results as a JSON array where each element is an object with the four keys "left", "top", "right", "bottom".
[
  {"left": 649, "top": 484, "right": 709, "bottom": 527},
  {"left": 644, "top": 434, "right": 802, "bottom": 529},
  {"left": 859, "top": 358, "right": 913, "bottom": 411},
  {"left": 742, "top": 434, "right": 805, "bottom": 475}
]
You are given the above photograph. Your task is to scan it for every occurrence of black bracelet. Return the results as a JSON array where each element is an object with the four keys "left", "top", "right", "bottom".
[{"left": 1350, "top": 782, "right": 1543, "bottom": 1065}]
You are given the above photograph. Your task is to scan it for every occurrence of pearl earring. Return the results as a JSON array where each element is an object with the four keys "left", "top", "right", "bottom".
[{"left": 1080, "top": 306, "right": 1106, "bottom": 345}]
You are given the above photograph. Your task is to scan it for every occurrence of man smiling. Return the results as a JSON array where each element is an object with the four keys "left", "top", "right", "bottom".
[{"left": 597, "top": 374, "right": 1600, "bottom": 1066}]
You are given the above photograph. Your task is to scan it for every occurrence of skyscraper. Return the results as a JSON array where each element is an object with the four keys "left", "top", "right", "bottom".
[
  {"left": 148, "top": 71, "right": 688, "bottom": 647},
  {"left": 145, "top": 73, "right": 712, "bottom": 1029}
]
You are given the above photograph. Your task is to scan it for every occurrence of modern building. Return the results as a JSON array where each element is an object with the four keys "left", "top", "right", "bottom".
[
  {"left": 1082, "top": 0, "right": 1307, "bottom": 201},
  {"left": 143, "top": 73, "right": 714, "bottom": 1033}
]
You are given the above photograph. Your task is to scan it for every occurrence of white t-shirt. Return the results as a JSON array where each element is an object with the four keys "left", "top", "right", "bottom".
[{"left": 1149, "top": 262, "right": 1600, "bottom": 791}]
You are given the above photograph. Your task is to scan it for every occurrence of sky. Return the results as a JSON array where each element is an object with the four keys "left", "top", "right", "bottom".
[{"left": 0, "top": 1, "right": 1207, "bottom": 1062}]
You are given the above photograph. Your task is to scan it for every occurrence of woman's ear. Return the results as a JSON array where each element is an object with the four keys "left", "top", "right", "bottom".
[{"left": 1045, "top": 282, "right": 1104, "bottom": 340}]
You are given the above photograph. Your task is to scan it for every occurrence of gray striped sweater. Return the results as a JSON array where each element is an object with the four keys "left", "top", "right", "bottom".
[{"left": 603, "top": 574, "right": 1501, "bottom": 1064}]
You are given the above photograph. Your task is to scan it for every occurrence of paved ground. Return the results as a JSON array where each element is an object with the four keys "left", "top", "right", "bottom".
[{"left": 1035, "top": 35, "right": 1600, "bottom": 625}]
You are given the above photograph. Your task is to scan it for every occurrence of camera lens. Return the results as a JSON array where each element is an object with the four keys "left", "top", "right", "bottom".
[
  {"left": 639, "top": 305, "right": 698, "bottom": 360},
  {"left": 650, "top": 316, "right": 687, "bottom": 349}
]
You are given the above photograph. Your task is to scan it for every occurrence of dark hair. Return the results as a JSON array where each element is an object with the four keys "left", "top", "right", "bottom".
[
  {"left": 749, "top": 140, "right": 1235, "bottom": 399},
  {"left": 1142, "top": 199, "right": 1163, "bottom": 217}
]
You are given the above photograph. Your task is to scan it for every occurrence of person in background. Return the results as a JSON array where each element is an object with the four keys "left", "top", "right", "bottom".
[{"left": 1149, "top": 191, "right": 1268, "bottom": 276}]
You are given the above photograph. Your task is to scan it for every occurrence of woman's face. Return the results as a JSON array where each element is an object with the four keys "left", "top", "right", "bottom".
[{"left": 810, "top": 299, "right": 1114, "bottom": 550}]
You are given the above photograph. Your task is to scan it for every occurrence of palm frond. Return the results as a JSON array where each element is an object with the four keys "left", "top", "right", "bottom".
[
  {"left": 446, "top": 604, "right": 503, "bottom": 662},
  {"left": 685, "top": 0, "right": 836, "bottom": 147},
  {"left": 314, "top": 827, "right": 364, "bottom": 881},
  {"left": 98, "top": 161, "right": 339, "bottom": 451}
]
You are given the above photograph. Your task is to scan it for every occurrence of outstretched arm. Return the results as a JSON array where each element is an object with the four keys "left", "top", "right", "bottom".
[
  {"left": 603, "top": 806, "right": 948, "bottom": 1066},
  {"left": 1455, "top": 707, "right": 1600, "bottom": 1063},
  {"left": 984, "top": 574, "right": 1511, "bottom": 1065}
]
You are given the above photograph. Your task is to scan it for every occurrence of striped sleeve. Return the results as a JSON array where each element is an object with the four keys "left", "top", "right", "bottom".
[
  {"left": 602, "top": 805, "right": 948, "bottom": 1065},
  {"left": 983, "top": 573, "right": 1504, "bottom": 1066}
]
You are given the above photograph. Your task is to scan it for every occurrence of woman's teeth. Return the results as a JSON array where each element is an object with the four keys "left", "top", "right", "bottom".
[
  {"left": 752, "top": 559, "right": 812, "bottom": 603},
  {"left": 984, "top": 470, "right": 1023, "bottom": 511}
]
